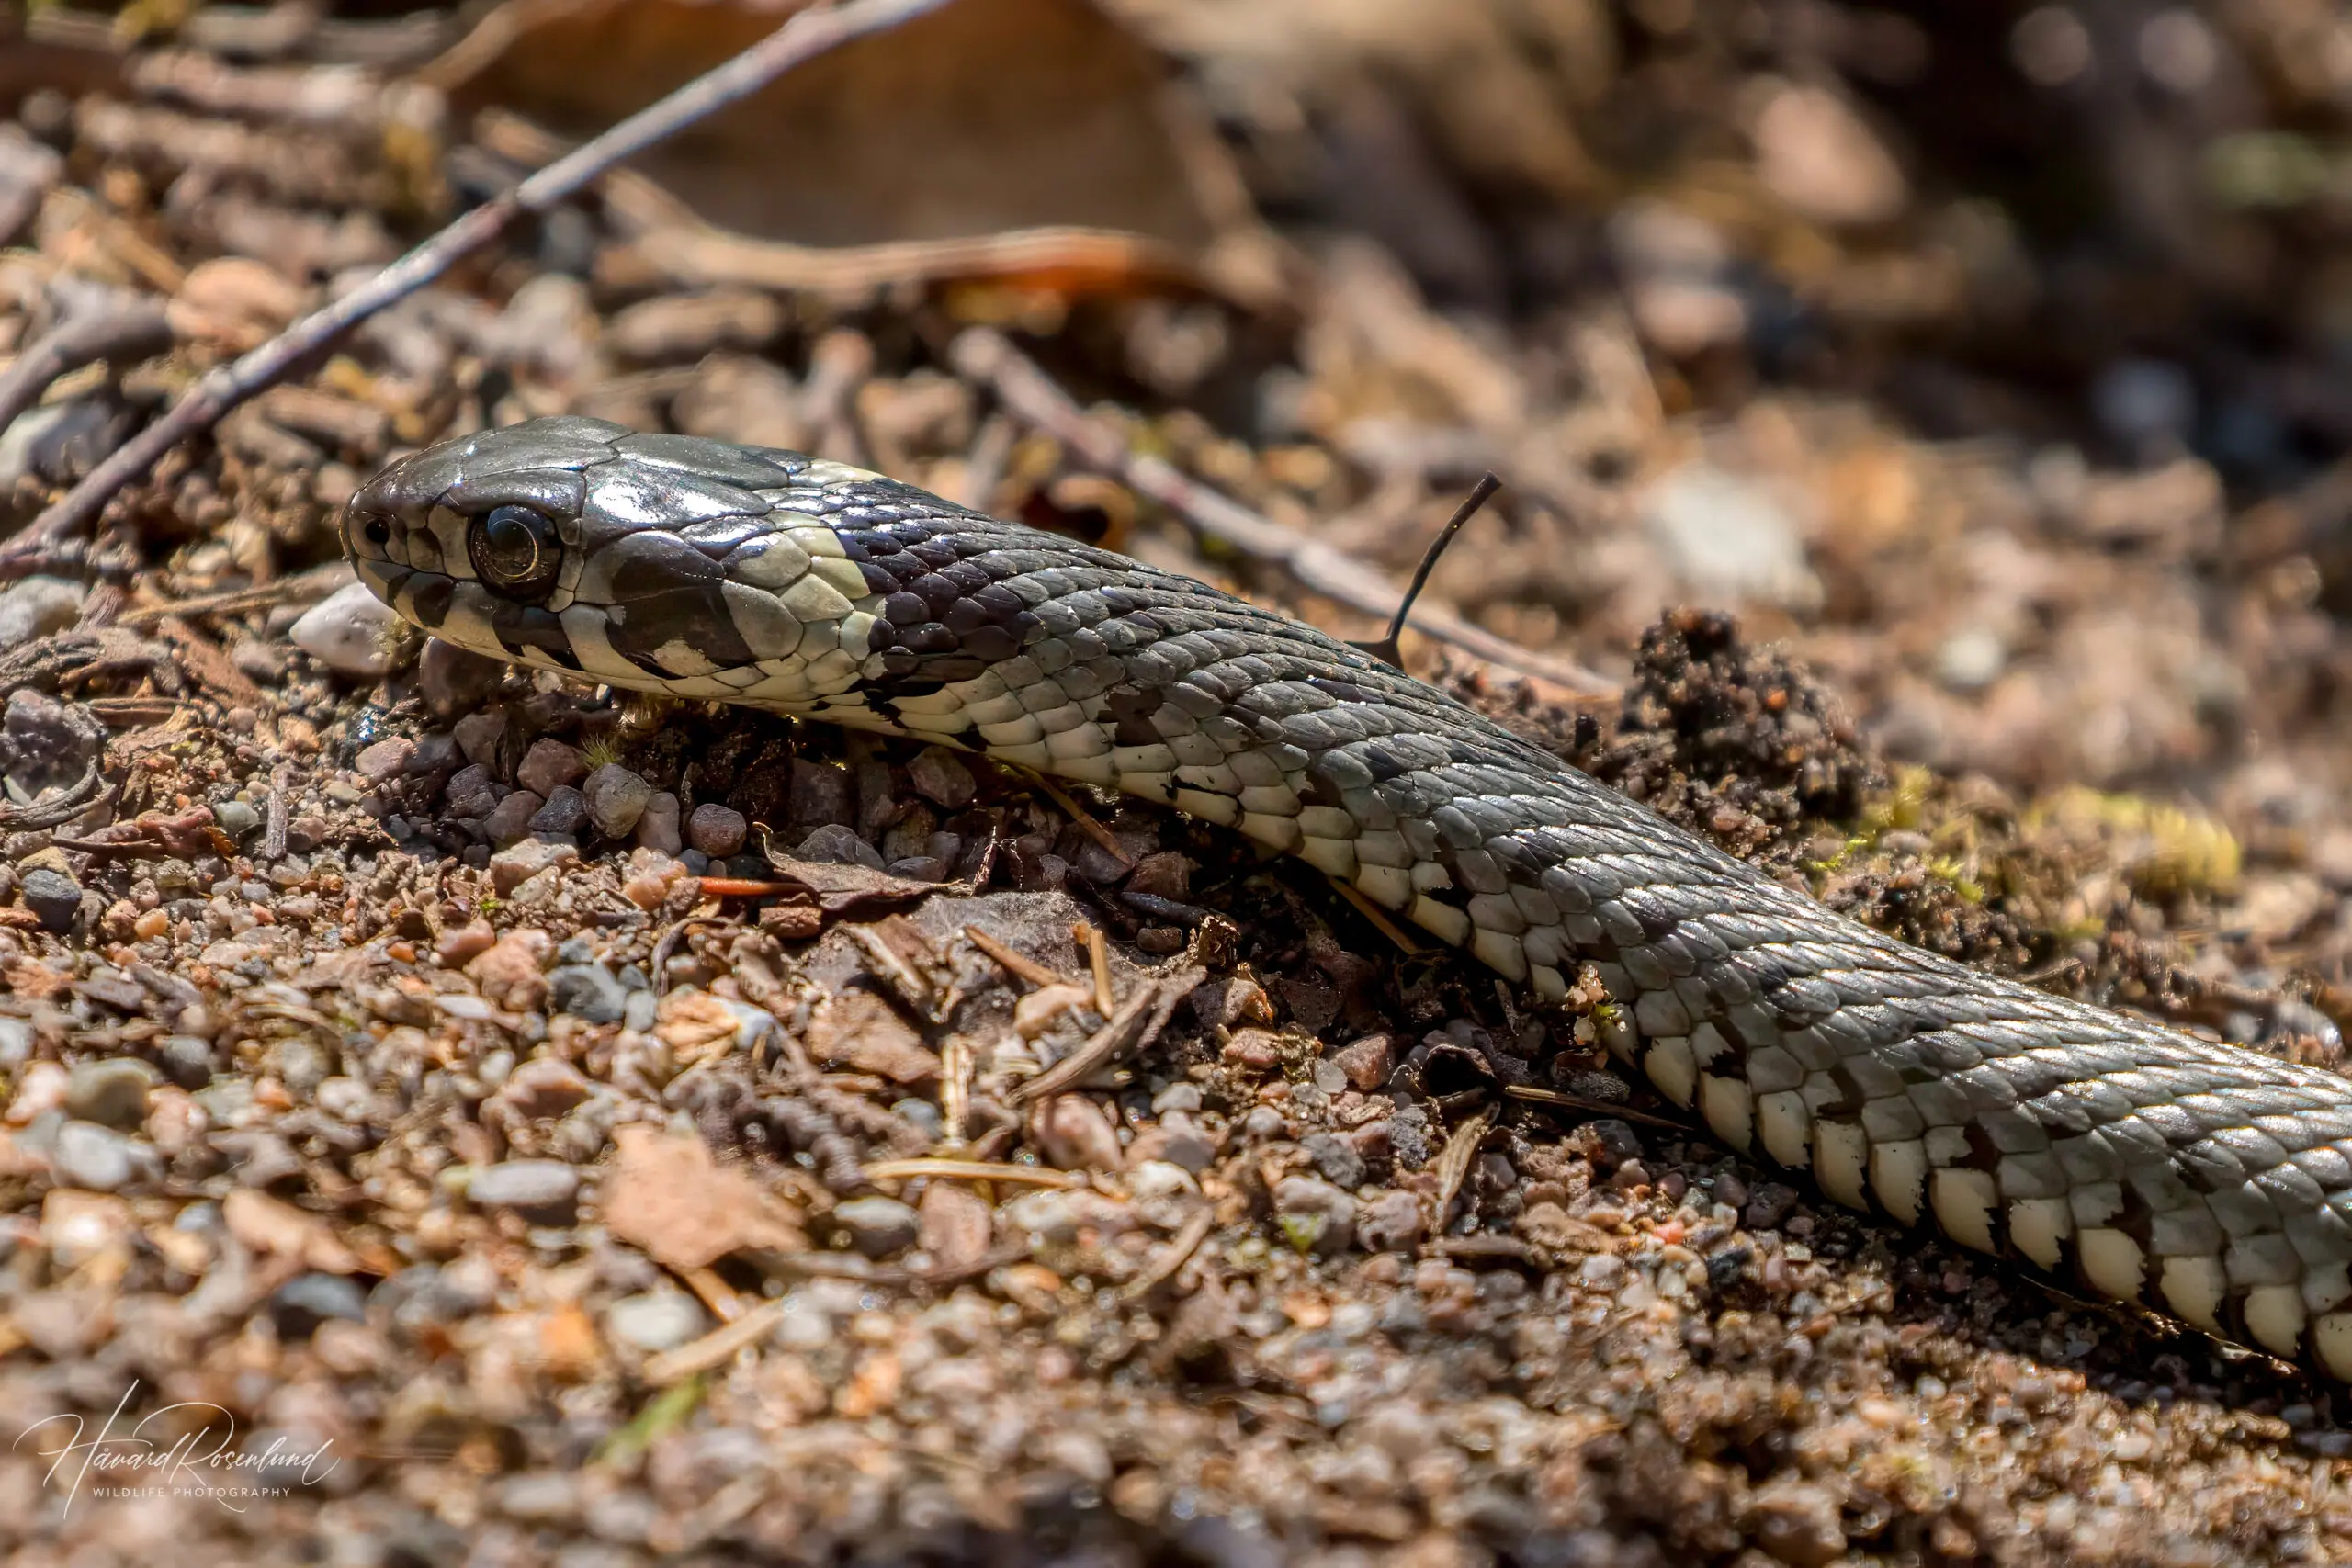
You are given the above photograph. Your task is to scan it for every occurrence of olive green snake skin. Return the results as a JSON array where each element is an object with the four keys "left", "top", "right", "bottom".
[{"left": 345, "top": 414, "right": 2352, "bottom": 1382}]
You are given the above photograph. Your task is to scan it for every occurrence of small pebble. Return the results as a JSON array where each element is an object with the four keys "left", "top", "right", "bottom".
[
  {"left": 1357, "top": 1190, "right": 1424, "bottom": 1253},
  {"left": 53, "top": 1120, "right": 135, "bottom": 1192},
  {"left": 356, "top": 738, "right": 414, "bottom": 784},
  {"left": 489, "top": 838, "right": 577, "bottom": 895},
  {"left": 636, "top": 792, "right": 684, "bottom": 855},
  {"left": 20, "top": 866, "right": 81, "bottom": 932},
  {"left": 210, "top": 800, "right": 261, "bottom": 839},
  {"left": 605, "top": 1290, "right": 709, "bottom": 1353},
  {"left": 834, "top": 1195, "right": 922, "bottom": 1258},
  {"left": 796, "top": 823, "right": 884, "bottom": 871},
  {"left": 444, "top": 764, "right": 500, "bottom": 818},
  {"left": 1300, "top": 1131, "right": 1366, "bottom": 1190},
  {"left": 480, "top": 790, "right": 544, "bottom": 849},
  {"left": 515, "top": 739, "right": 587, "bottom": 798},
  {"left": 688, "top": 803, "right": 748, "bottom": 857},
  {"left": 908, "top": 747, "right": 977, "bottom": 809},
  {"left": 528, "top": 785, "right": 588, "bottom": 836},
  {"left": 406, "top": 733, "right": 460, "bottom": 775},
  {"left": 0, "top": 575, "right": 85, "bottom": 651},
  {"left": 547, "top": 964, "right": 628, "bottom": 1024},
  {"left": 452, "top": 710, "right": 506, "bottom": 768},
  {"left": 789, "top": 758, "right": 853, "bottom": 829},
  {"left": 157, "top": 1035, "right": 215, "bottom": 1089},
  {"left": 582, "top": 764, "right": 652, "bottom": 837},
  {"left": 416, "top": 637, "right": 503, "bottom": 715},
  {"left": 1273, "top": 1176, "right": 1357, "bottom": 1256},
  {"left": 64, "top": 1058, "right": 156, "bottom": 1129},
  {"left": 466, "top": 1159, "right": 580, "bottom": 1212},
  {"left": 288, "top": 581, "right": 397, "bottom": 676},
  {"left": 436, "top": 919, "right": 497, "bottom": 968},
  {"left": 270, "top": 1272, "right": 368, "bottom": 1339}
]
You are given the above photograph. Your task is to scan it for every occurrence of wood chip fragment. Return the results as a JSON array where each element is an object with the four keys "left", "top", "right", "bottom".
[
  {"left": 601, "top": 1125, "right": 807, "bottom": 1271},
  {"left": 962, "top": 924, "right": 1065, "bottom": 989},
  {"left": 1429, "top": 1108, "right": 1494, "bottom": 1240}
]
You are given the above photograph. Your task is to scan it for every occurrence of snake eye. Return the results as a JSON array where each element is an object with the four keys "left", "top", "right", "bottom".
[{"left": 469, "top": 504, "right": 564, "bottom": 600}]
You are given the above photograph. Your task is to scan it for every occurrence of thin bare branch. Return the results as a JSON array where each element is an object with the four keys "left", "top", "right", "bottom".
[
  {"left": 949, "top": 327, "right": 1621, "bottom": 696},
  {"left": 0, "top": 296, "right": 173, "bottom": 434},
  {"left": 4, "top": 0, "right": 956, "bottom": 566},
  {"left": 1350, "top": 472, "right": 1501, "bottom": 671}
]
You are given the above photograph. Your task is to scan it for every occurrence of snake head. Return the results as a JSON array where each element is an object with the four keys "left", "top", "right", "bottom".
[
  {"left": 340, "top": 415, "right": 633, "bottom": 633},
  {"left": 341, "top": 416, "right": 892, "bottom": 695}
]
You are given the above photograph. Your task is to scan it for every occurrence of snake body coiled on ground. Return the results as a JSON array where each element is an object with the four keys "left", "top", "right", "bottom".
[{"left": 346, "top": 414, "right": 2352, "bottom": 1381}]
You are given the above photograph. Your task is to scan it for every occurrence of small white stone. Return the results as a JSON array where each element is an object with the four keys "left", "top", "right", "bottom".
[
  {"left": 0, "top": 576, "right": 85, "bottom": 651},
  {"left": 289, "top": 581, "right": 397, "bottom": 676}
]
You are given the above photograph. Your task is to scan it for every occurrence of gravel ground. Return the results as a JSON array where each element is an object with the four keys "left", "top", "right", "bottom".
[{"left": 11, "top": 6, "right": 2352, "bottom": 1565}]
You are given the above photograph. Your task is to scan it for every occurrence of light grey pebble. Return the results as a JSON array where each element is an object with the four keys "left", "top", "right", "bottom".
[
  {"left": 622, "top": 990, "right": 657, "bottom": 1031},
  {"left": 270, "top": 1272, "right": 368, "bottom": 1337},
  {"left": 0, "top": 576, "right": 84, "bottom": 652},
  {"left": 231, "top": 639, "right": 288, "bottom": 684},
  {"left": 687, "top": 803, "right": 747, "bottom": 857},
  {"left": 1642, "top": 462, "right": 1822, "bottom": 615},
  {"left": 53, "top": 1120, "right": 135, "bottom": 1191},
  {"left": 1935, "top": 626, "right": 2007, "bottom": 693},
  {"left": 795, "top": 823, "right": 884, "bottom": 872},
  {"left": 20, "top": 867, "right": 80, "bottom": 933},
  {"left": 582, "top": 764, "right": 651, "bottom": 837},
  {"left": 1272, "top": 1175, "right": 1356, "bottom": 1255},
  {"left": 1240, "top": 1105, "right": 1288, "bottom": 1141},
  {"left": 605, "top": 1290, "right": 709, "bottom": 1352},
  {"left": 210, "top": 800, "right": 261, "bottom": 839},
  {"left": 547, "top": 964, "right": 627, "bottom": 1024},
  {"left": 64, "top": 1057, "right": 156, "bottom": 1129},
  {"left": 635, "top": 791, "right": 683, "bottom": 855},
  {"left": 158, "top": 1035, "right": 212, "bottom": 1089},
  {"left": 288, "top": 581, "right": 397, "bottom": 676},
  {"left": 496, "top": 1472, "right": 584, "bottom": 1526},
  {"left": 515, "top": 739, "right": 587, "bottom": 798},
  {"left": 833, "top": 1196, "right": 922, "bottom": 1258},
  {"left": 467, "top": 1159, "right": 580, "bottom": 1210}
]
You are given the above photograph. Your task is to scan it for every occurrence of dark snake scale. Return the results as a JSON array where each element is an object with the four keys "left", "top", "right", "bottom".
[{"left": 346, "top": 414, "right": 2352, "bottom": 1381}]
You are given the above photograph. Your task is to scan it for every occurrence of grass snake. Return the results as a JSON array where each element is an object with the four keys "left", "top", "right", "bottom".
[{"left": 345, "top": 413, "right": 2352, "bottom": 1382}]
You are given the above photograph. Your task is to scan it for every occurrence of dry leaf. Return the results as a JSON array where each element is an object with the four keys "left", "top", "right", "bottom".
[
  {"left": 600, "top": 1124, "right": 807, "bottom": 1271},
  {"left": 426, "top": 0, "right": 1266, "bottom": 301},
  {"left": 652, "top": 989, "right": 742, "bottom": 1054},
  {"left": 1013, "top": 982, "right": 1095, "bottom": 1041},
  {"left": 803, "top": 988, "right": 942, "bottom": 1084}
]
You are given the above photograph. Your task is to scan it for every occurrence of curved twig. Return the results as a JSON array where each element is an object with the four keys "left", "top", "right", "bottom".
[
  {"left": 0, "top": 760, "right": 112, "bottom": 832},
  {"left": 1, "top": 0, "right": 956, "bottom": 567}
]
